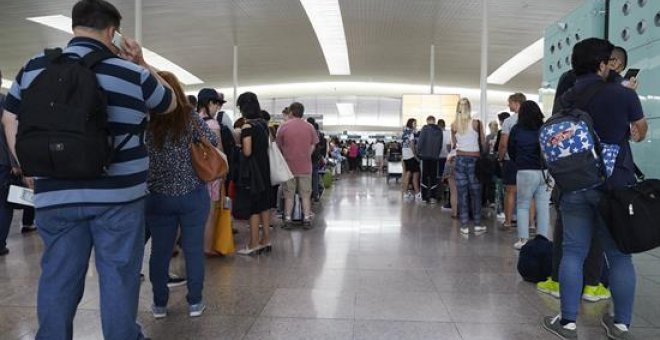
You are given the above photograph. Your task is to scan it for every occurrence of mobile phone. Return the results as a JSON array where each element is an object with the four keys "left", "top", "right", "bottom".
[
  {"left": 624, "top": 68, "right": 640, "bottom": 80},
  {"left": 111, "top": 31, "right": 124, "bottom": 50}
]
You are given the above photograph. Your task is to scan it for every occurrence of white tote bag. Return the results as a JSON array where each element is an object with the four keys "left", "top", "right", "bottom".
[{"left": 268, "top": 142, "right": 294, "bottom": 185}]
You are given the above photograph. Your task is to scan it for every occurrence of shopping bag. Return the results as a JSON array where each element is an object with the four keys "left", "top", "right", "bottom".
[
  {"left": 323, "top": 171, "right": 333, "bottom": 189},
  {"left": 268, "top": 142, "right": 294, "bottom": 185},
  {"left": 213, "top": 187, "right": 235, "bottom": 254}
]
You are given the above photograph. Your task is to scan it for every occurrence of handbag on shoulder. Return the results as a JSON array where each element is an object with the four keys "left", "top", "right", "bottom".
[{"left": 190, "top": 119, "right": 228, "bottom": 182}]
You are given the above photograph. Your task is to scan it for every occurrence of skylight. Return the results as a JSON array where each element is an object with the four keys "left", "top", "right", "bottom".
[
  {"left": 299, "top": 0, "right": 351, "bottom": 75},
  {"left": 487, "top": 38, "right": 544, "bottom": 85}
]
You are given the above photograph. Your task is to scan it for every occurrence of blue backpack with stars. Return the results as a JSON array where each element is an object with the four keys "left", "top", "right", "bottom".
[{"left": 539, "top": 82, "right": 612, "bottom": 193}]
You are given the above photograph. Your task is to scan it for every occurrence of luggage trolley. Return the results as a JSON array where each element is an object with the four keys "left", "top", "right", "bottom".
[{"left": 387, "top": 152, "right": 403, "bottom": 183}]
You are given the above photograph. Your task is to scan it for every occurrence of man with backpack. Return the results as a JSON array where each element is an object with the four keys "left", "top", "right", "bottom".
[
  {"left": 542, "top": 38, "right": 647, "bottom": 340},
  {"left": 2, "top": 0, "right": 176, "bottom": 338}
]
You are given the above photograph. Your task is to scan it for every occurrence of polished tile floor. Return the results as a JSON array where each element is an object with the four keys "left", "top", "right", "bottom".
[{"left": 2, "top": 174, "right": 660, "bottom": 339}]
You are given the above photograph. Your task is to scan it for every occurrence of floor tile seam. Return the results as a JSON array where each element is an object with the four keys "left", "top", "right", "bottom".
[{"left": 238, "top": 315, "right": 260, "bottom": 340}]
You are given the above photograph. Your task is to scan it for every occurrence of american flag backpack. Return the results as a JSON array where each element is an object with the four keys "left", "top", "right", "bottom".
[{"left": 539, "top": 83, "right": 607, "bottom": 193}]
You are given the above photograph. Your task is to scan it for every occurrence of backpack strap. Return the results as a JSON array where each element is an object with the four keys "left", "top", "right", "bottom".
[
  {"left": 44, "top": 48, "right": 64, "bottom": 63},
  {"left": 108, "top": 118, "right": 148, "bottom": 165},
  {"left": 81, "top": 50, "right": 115, "bottom": 69}
]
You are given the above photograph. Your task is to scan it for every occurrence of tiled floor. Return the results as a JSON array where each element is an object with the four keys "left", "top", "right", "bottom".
[{"left": 2, "top": 174, "right": 660, "bottom": 339}]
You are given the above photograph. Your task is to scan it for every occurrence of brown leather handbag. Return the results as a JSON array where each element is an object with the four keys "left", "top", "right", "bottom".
[{"left": 190, "top": 120, "right": 228, "bottom": 182}]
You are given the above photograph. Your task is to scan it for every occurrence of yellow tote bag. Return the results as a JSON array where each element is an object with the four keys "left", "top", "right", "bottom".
[{"left": 213, "top": 186, "right": 235, "bottom": 254}]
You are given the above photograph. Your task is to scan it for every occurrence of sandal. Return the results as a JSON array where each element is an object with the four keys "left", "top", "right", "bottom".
[{"left": 237, "top": 245, "right": 261, "bottom": 256}]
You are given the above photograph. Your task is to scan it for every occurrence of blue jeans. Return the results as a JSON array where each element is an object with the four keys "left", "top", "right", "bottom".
[
  {"left": 146, "top": 184, "right": 209, "bottom": 307},
  {"left": 35, "top": 200, "right": 146, "bottom": 340},
  {"left": 455, "top": 155, "right": 481, "bottom": 226},
  {"left": 559, "top": 189, "right": 636, "bottom": 324},
  {"left": 516, "top": 170, "right": 552, "bottom": 239}
]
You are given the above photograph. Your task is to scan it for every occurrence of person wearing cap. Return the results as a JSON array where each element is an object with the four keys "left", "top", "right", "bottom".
[{"left": 196, "top": 89, "right": 224, "bottom": 256}]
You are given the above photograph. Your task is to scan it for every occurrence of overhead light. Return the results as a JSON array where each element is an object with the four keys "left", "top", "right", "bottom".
[
  {"left": 1, "top": 79, "right": 13, "bottom": 90},
  {"left": 27, "top": 15, "right": 73, "bottom": 34},
  {"left": 336, "top": 103, "right": 354, "bottom": 116},
  {"left": 487, "top": 38, "right": 544, "bottom": 85},
  {"left": 26, "top": 15, "right": 203, "bottom": 85},
  {"left": 299, "top": 0, "right": 351, "bottom": 75}
]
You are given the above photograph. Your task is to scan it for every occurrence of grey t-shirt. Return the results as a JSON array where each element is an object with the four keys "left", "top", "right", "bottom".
[{"left": 500, "top": 114, "right": 518, "bottom": 160}]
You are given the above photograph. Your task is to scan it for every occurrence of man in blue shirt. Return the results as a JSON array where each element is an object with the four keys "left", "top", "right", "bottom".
[
  {"left": 542, "top": 38, "right": 647, "bottom": 340},
  {"left": 2, "top": 1, "right": 176, "bottom": 338}
]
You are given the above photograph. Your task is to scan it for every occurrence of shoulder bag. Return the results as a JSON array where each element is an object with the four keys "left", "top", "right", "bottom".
[{"left": 190, "top": 118, "right": 228, "bottom": 182}]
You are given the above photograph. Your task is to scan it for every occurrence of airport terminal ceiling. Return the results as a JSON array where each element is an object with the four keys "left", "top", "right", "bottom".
[{"left": 0, "top": 0, "right": 582, "bottom": 96}]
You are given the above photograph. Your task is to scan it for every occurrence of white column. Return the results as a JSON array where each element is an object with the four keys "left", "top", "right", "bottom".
[
  {"left": 233, "top": 45, "right": 238, "bottom": 120},
  {"left": 135, "top": 0, "right": 142, "bottom": 43},
  {"left": 430, "top": 44, "right": 435, "bottom": 94},
  {"left": 479, "top": 0, "right": 488, "bottom": 123}
]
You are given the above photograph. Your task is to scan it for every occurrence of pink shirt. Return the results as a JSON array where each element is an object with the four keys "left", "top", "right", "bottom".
[
  {"left": 276, "top": 118, "right": 319, "bottom": 175},
  {"left": 348, "top": 144, "right": 358, "bottom": 157}
]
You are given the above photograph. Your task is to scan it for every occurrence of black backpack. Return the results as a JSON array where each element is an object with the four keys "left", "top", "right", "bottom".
[
  {"left": 17, "top": 48, "right": 138, "bottom": 179},
  {"left": 517, "top": 235, "right": 553, "bottom": 283}
]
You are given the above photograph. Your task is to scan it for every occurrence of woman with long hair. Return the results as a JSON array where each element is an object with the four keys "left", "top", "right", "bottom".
[
  {"left": 196, "top": 88, "right": 223, "bottom": 256},
  {"left": 451, "top": 98, "right": 486, "bottom": 234},
  {"left": 401, "top": 118, "right": 421, "bottom": 201},
  {"left": 508, "top": 100, "right": 552, "bottom": 249},
  {"left": 146, "top": 72, "right": 218, "bottom": 318},
  {"left": 234, "top": 92, "right": 272, "bottom": 255}
]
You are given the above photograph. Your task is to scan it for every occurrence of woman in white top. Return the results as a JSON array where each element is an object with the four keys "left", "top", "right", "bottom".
[{"left": 451, "top": 98, "right": 486, "bottom": 234}]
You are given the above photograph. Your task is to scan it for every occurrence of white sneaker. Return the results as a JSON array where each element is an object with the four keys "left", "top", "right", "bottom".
[
  {"left": 474, "top": 226, "right": 487, "bottom": 233},
  {"left": 496, "top": 213, "right": 505, "bottom": 220},
  {"left": 513, "top": 239, "right": 528, "bottom": 250},
  {"left": 415, "top": 193, "right": 423, "bottom": 203},
  {"left": 460, "top": 227, "right": 470, "bottom": 234},
  {"left": 403, "top": 192, "right": 414, "bottom": 200}
]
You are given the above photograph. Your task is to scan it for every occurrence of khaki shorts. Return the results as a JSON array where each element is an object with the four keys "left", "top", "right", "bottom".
[{"left": 283, "top": 175, "right": 312, "bottom": 199}]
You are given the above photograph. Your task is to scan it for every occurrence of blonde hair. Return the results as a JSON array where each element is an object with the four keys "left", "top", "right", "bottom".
[{"left": 454, "top": 98, "right": 473, "bottom": 134}]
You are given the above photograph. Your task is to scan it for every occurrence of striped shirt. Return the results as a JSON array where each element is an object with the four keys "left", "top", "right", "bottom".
[{"left": 3, "top": 37, "right": 172, "bottom": 209}]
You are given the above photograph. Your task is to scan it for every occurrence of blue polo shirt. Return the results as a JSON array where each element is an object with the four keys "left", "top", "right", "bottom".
[
  {"left": 3, "top": 37, "right": 172, "bottom": 209},
  {"left": 571, "top": 74, "right": 644, "bottom": 188}
]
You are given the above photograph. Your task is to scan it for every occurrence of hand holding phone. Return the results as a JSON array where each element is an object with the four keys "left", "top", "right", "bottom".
[
  {"left": 624, "top": 68, "right": 640, "bottom": 80},
  {"left": 118, "top": 37, "right": 146, "bottom": 67}
]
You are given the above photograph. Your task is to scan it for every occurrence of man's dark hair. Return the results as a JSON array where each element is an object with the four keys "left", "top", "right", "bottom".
[
  {"left": 571, "top": 38, "right": 614, "bottom": 76},
  {"left": 72, "top": 0, "right": 122, "bottom": 31},
  {"left": 289, "top": 102, "right": 304, "bottom": 118},
  {"left": 518, "top": 101, "right": 544, "bottom": 130},
  {"left": 187, "top": 95, "right": 197, "bottom": 108},
  {"left": 437, "top": 119, "right": 446, "bottom": 129},
  {"left": 497, "top": 112, "right": 510, "bottom": 124},
  {"left": 261, "top": 110, "right": 271, "bottom": 122},
  {"left": 612, "top": 46, "right": 628, "bottom": 70},
  {"left": 426, "top": 115, "right": 436, "bottom": 123}
]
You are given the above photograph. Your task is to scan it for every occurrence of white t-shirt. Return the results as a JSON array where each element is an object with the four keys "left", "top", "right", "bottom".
[
  {"left": 500, "top": 114, "right": 518, "bottom": 160},
  {"left": 374, "top": 142, "right": 385, "bottom": 157}
]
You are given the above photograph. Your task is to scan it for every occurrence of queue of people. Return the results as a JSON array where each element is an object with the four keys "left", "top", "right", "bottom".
[
  {"left": 392, "top": 38, "right": 647, "bottom": 340},
  {"left": 0, "top": 1, "right": 649, "bottom": 340}
]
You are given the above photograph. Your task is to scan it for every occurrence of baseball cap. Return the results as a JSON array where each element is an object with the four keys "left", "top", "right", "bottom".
[{"left": 197, "top": 88, "right": 226, "bottom": 104}]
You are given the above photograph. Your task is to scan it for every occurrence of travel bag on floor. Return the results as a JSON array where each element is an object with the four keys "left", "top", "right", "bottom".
[
  {"left": 599, "top": 178, "right": 660, "bottom": 254},
  {"left": 214, "top": 188, "right": 235, "bottom": 254}
]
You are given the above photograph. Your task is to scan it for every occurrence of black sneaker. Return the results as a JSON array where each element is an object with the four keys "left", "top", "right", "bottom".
[
  {"left": 542, "top": 315, "right": 577, "bottom": 339},
  {"left": 0, "top": 248, "right": 8, "bottom": 256},
  {"left": 167, "top": 275, "right": 187, "bottom": 288},
  {"left": 21, "top": 225, "right": 37, "bottom": 234}
]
